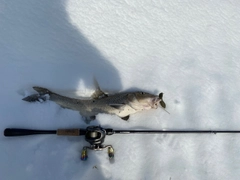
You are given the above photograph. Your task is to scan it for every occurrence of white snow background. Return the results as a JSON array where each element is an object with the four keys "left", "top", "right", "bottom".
[{"left": 1, "top": 1, "right": 240, "bottom": 180}]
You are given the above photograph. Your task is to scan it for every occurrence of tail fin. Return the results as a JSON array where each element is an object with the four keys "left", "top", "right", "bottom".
[{"left": 33, "top": 86, "right": 52, "bottom": 95}]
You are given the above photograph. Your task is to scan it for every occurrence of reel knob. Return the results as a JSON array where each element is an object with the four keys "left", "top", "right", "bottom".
[
  {"left": 81, "top": 147, "right": 88, "bottom": 161},
  {"left": 108, "top": 146, "right": 114, "bottom": 159}
]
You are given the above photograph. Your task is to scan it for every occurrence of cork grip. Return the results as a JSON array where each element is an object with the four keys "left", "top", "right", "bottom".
[{"left": 57, "top": 129, "right": 80, "bottom": 136}]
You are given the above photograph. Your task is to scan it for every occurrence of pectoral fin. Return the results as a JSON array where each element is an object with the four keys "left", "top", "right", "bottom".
[
  {"left": 121, "top": 115, "right": 130, "bottom": 121},
  {"left": 90, "top": 116, "right": 96, "bottom": 120},
  {"left": 109, "top": 104, "right": 125, "bottom": 109},
  {"left": 81, "top": 114, "right": 96, "bottom": 124}
]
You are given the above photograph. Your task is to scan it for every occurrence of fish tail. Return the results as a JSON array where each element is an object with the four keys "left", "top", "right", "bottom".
[{"left": 33, "top": 86, "right": 52, "bottom": 95}]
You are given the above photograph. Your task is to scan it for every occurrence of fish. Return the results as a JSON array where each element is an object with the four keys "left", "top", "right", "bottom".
[{"left": 22, "top": 82, "right": 167, "bottom": 122}]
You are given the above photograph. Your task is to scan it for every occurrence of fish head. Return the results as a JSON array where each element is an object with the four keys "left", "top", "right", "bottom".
[{"left": 133, "top": 92, "right": 166, "bottom": 109}]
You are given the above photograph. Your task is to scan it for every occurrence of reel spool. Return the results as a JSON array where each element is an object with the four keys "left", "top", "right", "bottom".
[{"left": 81, "top": 126, "right": 114, "bottom": 161}]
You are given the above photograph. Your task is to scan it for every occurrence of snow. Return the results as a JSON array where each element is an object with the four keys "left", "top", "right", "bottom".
[{"left": 1, "top": 0, "right": 240, "bottom": 179}]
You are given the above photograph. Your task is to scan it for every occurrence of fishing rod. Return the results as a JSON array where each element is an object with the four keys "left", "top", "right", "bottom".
[{"left": 4, "top": 126, "right": 240, "bottom": 161}]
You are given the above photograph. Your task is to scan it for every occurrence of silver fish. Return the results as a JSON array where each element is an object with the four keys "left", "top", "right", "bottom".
[{"left": 23, "top": 84, "right": 166, "bottom": 122}]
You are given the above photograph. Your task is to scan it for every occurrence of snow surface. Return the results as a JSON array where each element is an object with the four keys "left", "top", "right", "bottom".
[{"left": 1, "top": 0, "right": 240, "bottom": 179}]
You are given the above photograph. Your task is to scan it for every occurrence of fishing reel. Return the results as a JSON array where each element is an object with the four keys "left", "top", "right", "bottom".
[{"left": 80, "top": 126, "right": 114, "bottom": 161}]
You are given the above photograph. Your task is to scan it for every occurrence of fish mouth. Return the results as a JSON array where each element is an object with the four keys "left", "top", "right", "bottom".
[
  {"left": 151, "top": 93, "right": 166, "bottom": 109},
  {"left": 152, "top": 97, "right": 161, "bottom": 109}
]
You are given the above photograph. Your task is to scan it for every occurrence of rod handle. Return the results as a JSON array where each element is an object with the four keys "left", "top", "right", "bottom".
[
  {"left": 57, "top": 129, "right": 81, "bottom": 136},
  {"left": 4, "top": 128, "right": 56, "bottom": 136}
]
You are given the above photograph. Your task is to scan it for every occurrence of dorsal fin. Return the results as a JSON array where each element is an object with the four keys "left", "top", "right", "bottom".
[{"left": 91, "top": 78, "right": 108, "bottom": 99}]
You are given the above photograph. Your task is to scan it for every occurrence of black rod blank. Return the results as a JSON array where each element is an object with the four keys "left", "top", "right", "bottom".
[{"left": 113, "top": 130, "right": 240, "bottom": 134}]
